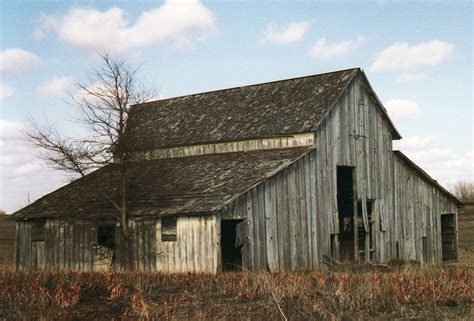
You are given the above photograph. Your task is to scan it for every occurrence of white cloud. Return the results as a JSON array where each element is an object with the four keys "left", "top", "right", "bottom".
[
  {"left": 396, "top": 136, "right": 434, "bottom": 149},
  {"left": 383, "top": 98, "right": 421, "bottom": 123},
  {"left": 40, "top": 0, "right": 216, "bottom": 53},
  {"left": 37, "top": 76, "right": 75, "bottom": 95},
  {"left": 396, "top": 73, "right": 427, "bottom": 83},
  {"left": 0, "top": 48, "right": 41, "bottom": 74},
  {"left": 309, "top": 36, "right": 367, "bottom": 59},
  {"left": 0, "top": 119, "right": 65, "bottom": 213},
  {"left": 371, "top": 40, "right": 454, "bottom": 71},
  {"left": 32, "top": 14, "right": 56, "bottom": 40},
  {"left": 260, "top": 20, "right": 313, "bottom": 44},
  {"left": 394, "top": 137, "right": 473, "bottom": 187},
  {"left": 0, "top": 85, "right": 14, "bottom": 101}
]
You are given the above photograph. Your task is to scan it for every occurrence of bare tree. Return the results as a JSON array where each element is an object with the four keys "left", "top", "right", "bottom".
[
  {"left": 451, "top": 180, "right": 474, "bottom": 201},
  {"left": 26, "top": 53, "right": 157, "bottom": 270}
]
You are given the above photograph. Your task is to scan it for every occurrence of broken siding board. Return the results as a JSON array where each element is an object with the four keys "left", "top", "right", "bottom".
[
  {"left": 302, "top": 154, "right": 313, "bottom": 268},
  {"left": 297, "top": 159, "right": 309, "bottom": 269},
  {"left": 309, "top": 151, "right": 319, "bottom": 267},
  {"left": 256, "top": 184, "right": 267, "bottom": 271},
  {"left": 246, "top": 192, "right": 255, "bottom": 269},
  {"left": 265, "top": 178, "right": 278, "bottom": 272},
  {"left": 287, "top": 163, "right": 298, "bottom": 270},
  {"left": 275, "top": 171, "right": 285, "bottom": 270}
]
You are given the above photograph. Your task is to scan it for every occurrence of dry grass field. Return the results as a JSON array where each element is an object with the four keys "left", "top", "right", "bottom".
[
  {"left": 1, "top": 266, "right": 473, "bottom": 320},
  {"left": 458, "top": 211, "right": 474, "bottom": 267},
  {"left": 0, "top": 215, "right": 15, "bottom": 268},
  {"left": 0, "top": 213, "right": 473, "bottom": 320}
]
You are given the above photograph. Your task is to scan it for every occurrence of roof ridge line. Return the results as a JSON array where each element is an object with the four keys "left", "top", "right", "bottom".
[{"left": 133, "top": 67, "right": 361, "bottom": 108}]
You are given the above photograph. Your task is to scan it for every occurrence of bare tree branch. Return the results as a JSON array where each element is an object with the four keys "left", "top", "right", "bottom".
[{"left": 24, "top": 52, "right": 159, "bottom": 270}]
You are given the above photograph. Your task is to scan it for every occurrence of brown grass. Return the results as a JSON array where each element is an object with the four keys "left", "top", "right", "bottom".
[
  {"left": 1, "top": 266, "right": 472, "bottom": 320},
  {"left": 0, "top": 215, "right": 15, "bottom": 269},
  {"left": 459, "top": 214, "right": 474, "bottom": 267}
]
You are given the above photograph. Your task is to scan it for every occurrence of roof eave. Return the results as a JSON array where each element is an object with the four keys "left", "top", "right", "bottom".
[
  {"left": 358, "top": 69, "right": 402, "bottom": 140},
  {"left": 393, "top": 150, "right": 462, "bottom": 206}
]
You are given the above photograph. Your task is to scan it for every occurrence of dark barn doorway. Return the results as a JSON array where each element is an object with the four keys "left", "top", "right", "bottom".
[
  {"left": 221, "top": 219, "right": 244, "bottom": 271},
  {"left": 337, "top": 166, "right": 355, "bottom": 261},
  {"left": 441, "top": 214, "right": 457, "bottom": 261}
]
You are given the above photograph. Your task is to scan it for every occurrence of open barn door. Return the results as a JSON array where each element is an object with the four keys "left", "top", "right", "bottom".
[
  {"left": 337, "top": 166, "right": 355, "bottom": 261},
  {"left": 220, "top": 219, "right": 246, "bottom": 271},
  {"left": 441, "top": 214, "right": 457, "bottom": 261}
]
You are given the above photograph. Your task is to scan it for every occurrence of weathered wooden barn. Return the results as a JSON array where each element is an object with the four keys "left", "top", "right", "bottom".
[{"left": 13, "top": 68, "right": 461, "bottom": 272}]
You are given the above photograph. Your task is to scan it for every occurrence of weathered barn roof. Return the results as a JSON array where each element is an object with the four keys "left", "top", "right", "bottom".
[
  {"left": 393, "top": 151, "right": 462, "bottom": 206},
  {"left": 125, "top": 68, "right": 400, "bottom": 152},
  {"left": 14, "top": 147, "right": 313, "bottom": 220}
]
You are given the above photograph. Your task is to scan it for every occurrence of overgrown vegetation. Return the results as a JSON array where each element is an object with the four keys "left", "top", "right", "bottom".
[
  {"left": 452, "top": 180, "right": 474, "bottom": 201},
  {"left": 1, "top": 267, "right": 472, "bottom": 320}
]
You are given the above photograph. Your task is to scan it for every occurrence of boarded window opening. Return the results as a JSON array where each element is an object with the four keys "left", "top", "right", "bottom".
[
  {"left": 31, "top": 219, "right": 46, "bottom": 241},
  {"left": 441, "top": 214, "right": 457, "bottom": 261},
  {"left": 97, "top": 225, "right": 115, "bottom": 249},
  {"left": 161, "top": 217, "right": 177, "bottom": 242},
  {"left": 221, "top": 219, "right": 244, "bottom": 271},
  {"left": 337, "top": 166, "right": 355, "bottom": 261}
]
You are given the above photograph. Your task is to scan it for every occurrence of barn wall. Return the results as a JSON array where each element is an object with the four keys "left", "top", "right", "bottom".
[
  {"left": 313, "top": 76, "right": 397, "bottom": 263},
  {"left": 130, "top": 215, "right": 219, "bottom": 273},
  {"left": 16, "top": 219, "right": 101, "bottom": 270},
  {"left": 16, "top": 216, "right": 219, "bottom": 273},
  {"left": 393, "top": 156, "right": 458, "bottom": 263},
  {"left": 221, "top": 151, "right": 318, "bottom": 272},
  {"left": 222, "top": 75, "right": 402, "bottom": 270}
]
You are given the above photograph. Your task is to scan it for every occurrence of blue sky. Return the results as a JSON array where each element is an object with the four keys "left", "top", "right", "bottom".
[{"left": 0, "top": 0, "right": 472, "bottom": 213}]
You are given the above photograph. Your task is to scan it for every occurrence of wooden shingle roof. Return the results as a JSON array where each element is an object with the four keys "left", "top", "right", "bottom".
[
  {"left": 14, "top": 147, "right": 313, "bottom": 220},
  {"left": 125, "top": 68, "right": 360, "bottom": 151}
]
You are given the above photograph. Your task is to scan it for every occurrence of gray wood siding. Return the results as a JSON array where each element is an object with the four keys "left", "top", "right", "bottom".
[
  {"left": 221, "top": 151, "right": 318, "bottom": 272},
  {"left": 142, "top": 215, "right": 218, "bottom": 273},
  {"left": 16, "top": 220, "right": 98, "bottom": 270},
  {"left": 313, "top": 76, "right": 396, "bottom": 263},
  {"left": 220, "top": 76, "right": 458, "bottom": 271},
  {"left": 15, "top": 76, "right": 459, "bottom": 272},
  {"left": 222, "top": 76, "right": 397, "bottom": 270},
  {"left": 17, "top": 216, "right": 219, "bottom": 273},
  {"left": 393, "top": 156, "right": 458, "bottom": 263}
]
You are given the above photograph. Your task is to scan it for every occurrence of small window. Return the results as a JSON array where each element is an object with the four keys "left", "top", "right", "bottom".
[
  {"left": 161, "top": 217, "right": 177, "bottom": 242},
  {"left": 97, "top": 225, "right": 115, "bottom": 249},
  {"left": 31, "top": 219, "right": 46, "bottom": 241}
]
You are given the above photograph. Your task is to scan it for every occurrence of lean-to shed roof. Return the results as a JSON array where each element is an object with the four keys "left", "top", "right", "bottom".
[
  {"left": 14, "top": 147, "right": 313, "bottom": 220},
  {"left": 393, "top": 150, "right": 462, "bottom": 206}
]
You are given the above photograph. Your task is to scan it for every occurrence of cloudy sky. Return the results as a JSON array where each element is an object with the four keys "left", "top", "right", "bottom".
[{"left": 0, "top": 0, "right": 472, "bottom": 213}]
